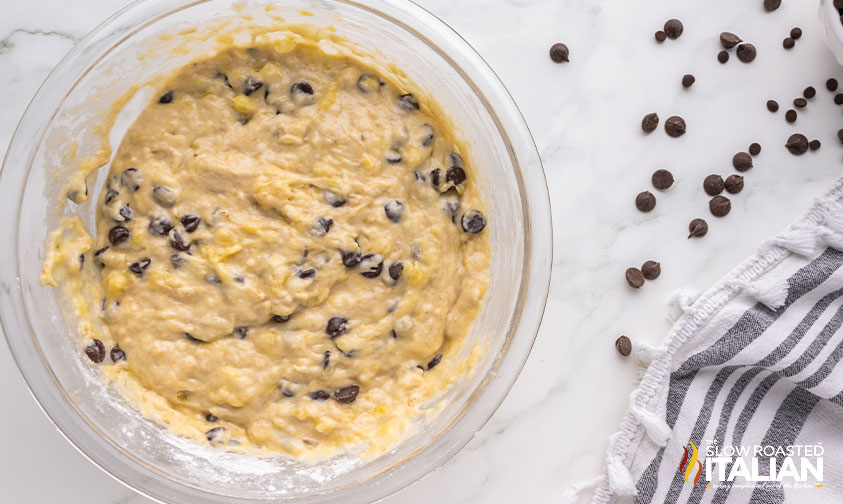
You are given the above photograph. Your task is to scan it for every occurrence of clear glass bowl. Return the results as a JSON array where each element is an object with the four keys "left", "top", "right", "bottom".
[{"left": 0, "top": 1, "right": 551, "bottom": 502}]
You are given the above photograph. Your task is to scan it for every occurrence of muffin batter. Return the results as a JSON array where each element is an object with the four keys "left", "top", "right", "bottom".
[{"left": 42, "top": 37, "right": 489, "bottom": 458}]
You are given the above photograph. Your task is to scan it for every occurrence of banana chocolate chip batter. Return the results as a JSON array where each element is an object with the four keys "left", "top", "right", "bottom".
[{"left": 42, "top": 37, "right": 489, "bottom": 458}]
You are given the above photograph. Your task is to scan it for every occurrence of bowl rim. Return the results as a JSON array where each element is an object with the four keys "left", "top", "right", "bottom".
[{"left": 0, "top": 0, "right": 553, "bottom": 502}]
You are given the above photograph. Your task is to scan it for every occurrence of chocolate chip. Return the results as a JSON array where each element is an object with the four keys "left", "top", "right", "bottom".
[
  {"left": 641, "top": 260, "right": 661, "bottom": 280},
  {"left": 169, "top": 228, "right": 190, "bottom": 251},
  {"left": 664, "top": 19, "right": 683, "bottom": 39},
  {"left": 321, "top": 350, "right": 331, "bottom": 370},
  {"left": 810, "top": 139, "right": 821, "bottom": 151},
  {"left": 310, "top": 390, "right": 330, "bottom": 401},
  {"left": 326, "top": 316, "right": 349, "bottom": 338},
  {"left": 461, "top": 210, "right": 486, "bottom": 233},
  {"left": 429, "top": 168, "right": 441, "bottom": 189},
  {"left": 149, "top": 217, "right": 173, "bottom": 236},
  {"left": 85, "top": 339, "right": 106, "bottom": 363},
  {"left": 297, "top": 268, "right": 316, "bottom": 279},
  {"left": 804, "top": 86, "right": 816, "bottom": 99},
  {"left": 837, "top": 94, "right": 843, "bottom": 105},
  {"left": 206, "top": 275, "right": 221, "bottom": 284},
  {"left": 793, "top": 97, "right": 807, "bottom": 108},
  {"left": 290, "top": 81, "right": 315, "bottom": 106},
  {"left": 682, "top": 74, "right": 695, "bottom": 88},
  {"left": 384, "top": 200, "right": 405, "bottom": 222},
  {"left": 785, "top": 133, "right": 809, "bottom": 155},
  {"left": 205, "top": 413, "right": 218, "bottom": 422},
  {"left": 388, "top": 262, "right": 404, "bottom": 281},
  {"left": 783, "top": 37, "right": 795, "bottom": 50},
  {"left": 413, "top": 170, "right": 427, "bottom": 183},
  {"left": 709, "top": 195, "right": 731, "bottom": 217},
  {"left": 128, "top": 258, "right": 151, "bottom": 276},
  {"left": 767, "top": 100, "right": 779, "bottom": 112},
  {"left": 311, "top": 217, "right": 334, "bottom": 236},
  {"left": 117, "top": 205, "right": 133, "bottom": 222},
  {"left": 386, "top": 150, "right": 402, "bottom": 164},
  {"left": 398, "top": 93, "right": 419, "bottom": 111},
  {"left": 185, "top": 333, "right": 204, "bottom": 343},
  {"left": 120, "top": 167, "right": 142, "bottom": 192},
  {"left": 736, "top": 43, "right": 757, "bottom": 63},
  {"left": 272, "top": 314, "right": 290, "bottom": 323},
  {"left": 205, "top": 426, "right": 225, "bottom": 442},
  {"left": 718, "top": 51, "right": 730, "bottom": 64},
  {"left": 704, "top": 174, "right": 725, "bottom": 196},
  {"left": 764, "top": 0, "right": 781, "bottom": 11},
  {"left": 651, "top": 169, "right": 674, "bottom": 190},
  {"left": 655, "top": 30, "right": 667, "bottom": 42},
  {"left": 791, "top": 27, "right": 802, "bottom": 39},
  {"left": 446, "top": 166, "right": 467, "bottom": 187},
  {"left": 282, "top": 389, "right": 294, "bottom": 397},
  {"left": 749, "top": 142, "right": 762, "bottom": 156},
  {"left": 720, "top": 32, "right": 741, "bottom": 48},
  {"left": 418, "top": 124, "right": 435, "bottom": 147},
  {"left": 443, "top": 200, "right": 461, "bottom": 219},
  {"left": 635, "top": 191, "right": 656, "bottom": 212},
  {"left": 838, "top": 129, "right": 843, "bottom": 143},
  {"left": 108, "top": 225, "right": 130, "bottom": 246},
  {"left": 243, "top": 77, "right": 263, "bottom": 96},
  {"left": 334, "top": 385, "right": 359, "bottom": 404},
  {"left": 105, "top": 188, "right": 119, "bottom": 205},
  {"left": 664, "top": 116, "right": 686, "bottom": 137},
  {"left": 785, "top": 109, "right": 797, "bottom": 123},
  {"left": 234, "top": 326, "right": 248, "bottom": 339},
  {"left": 359, "top": 254, "right": 384, "bottom": 278},
  {"left": 158, "top": 91, "right": 174, "bottom": 104},
  {"left": 688, "top": 218, "right": 708, "bottom": 238},
  {"left": 341, "top": 249, "right": 363, "bottom": 267},
  {"left": 549, "top": 42, "right": 570, "bottom": 63},
  {"left": 725, "top": 175, "right": 744, "bottom": 194},
  {"left": 323, "top": 190, "right": 347, "bottom": 207},
  {"left": 828, "top": 78, "right": 839, "bottom": 92},
  {"left": 615, "top": 336, "right": 632, "bottom": 357},
  {"left": 641, "top": 112, "right": 659, "bottom": 133},
  {"left": 170, "top": 253, "right": 185, "bottom": 269},
  {"left": 152, "top": 186, "right": 177, "bottom": 207},
  {"left": 732, "top": 152, "right": 753, "bottom": 172},
  {"left": 110, "top": 345, "right": 126, "bottom": 363},
  {"left": 181, "top": 213, "right": 200, "bottom": 233},
  {"left": 427, "top": 353, "right": 443, "bottom": 370},
  {"left": 357, "top": 73, "right": 383, "bottom": 93},
  {"left": 625, "top": 267, "right": 645, "bottom": 289}
]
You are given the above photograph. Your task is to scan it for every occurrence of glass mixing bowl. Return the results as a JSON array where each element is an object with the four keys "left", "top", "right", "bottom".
[{"left": 0, "top": 0, "right": 551, "bottom": 502}]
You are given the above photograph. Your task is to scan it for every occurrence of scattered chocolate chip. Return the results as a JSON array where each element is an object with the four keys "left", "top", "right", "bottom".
[
  {"left": 242, "top": 77, "right": 263, "bottom": 96},
  {"left": 427, "top": 353, "right": 443, "bottom": 370},
  {"left": 290, "top": 81, "right": 315, "bottom": 106},
  {"left": 785, "top": 133, "right": 809, "bottom": 155},
  {"left": 205, "top": 426, "right": 225, "bottom": 442},
  {"left": 398, "top": 93, "right": 419, "bottom": 111},
  {"left": 736, "top": 43, "right": 757, "bottom": 63},
  {"left": 181, "top": 213, "right": 200, "bottom": 233},
  {"left": 357, "top": 73, "right": 383, "bottom": 93},
  {"left": 152, "top": 186, "right": 177, "bottom": 207},
  {"left": 340, "top": 249, "right": 363, "bottom": 267},
  {"left": 310, "top": 390, "right": 330, "bottom": 401},
  {"left": 718, "top": 50, "right": 730, "bottom": 64},
  {"left": 704, "top": 174, "right": 725, "bottom": 196},
  {"left": 120, "top": 167, "right": 142, "bottom": 192},
  {"left": 664, "top": 19, "right": 683, "bottom": 39},
  {"left": 720, "top": 32, "right": 741, "bottom": 48},
  {"left": 664, "top": 116, "right": 686, "bottom": 137},
  {"left": 641, "top": 112, "right": 659, "bottom": 133},
  {"left": 828, "top": 78, "right": 839, "bottom": 92},
  {"left": 205, "top": 413, "right": 218, "bottom": 422},
  {"left": 158, "top": 91, "right": 173, "bottom": 104},
  {"left": 359, "top": 254, "right": 384, "bottom": 278},
  {"left": 651, "top": 169, "right": 674, "bottom": 190},
  {"left": 682, "top": 74, "right": 695, "bottom": 88},
  {"left": 635, "top": 191, "right": 656, "bottom": 212},
  {"left": 732, "top": 152, "right": 753, "bottom": 171},
  {"left": 297, "top": 268, "right": 316, "bottom": 279},
  {"left": 549, "top": 42, "right": 569, "bottom": 63},
  {"left": 334, "top": 385, "right": 360, "bottom": 403},
  {"left": 386, "top": 150, "right": 402, "bottom": 164},
  {"left": 764, "top": 0, "right": 781, "bottom": 12},
  {"left": 110, "top": 345, "right": 126, "bottom": 363},
  {"left": 108, "top": 225, "right": 130, "bottom": 246},
  {"left": 461, "top": 210, "right": 487, "bottom": 233},
  {"left": 641, "top": 260, "right": 661, "bottom": 280},
  {"left": 85, "top": 339, "right": 106, "bottom": 363},
  {"left": 810, "top": 139, "right": 821, "bottom": 151},
  {"left": 625, "top": 267, "right": 645, "bottom": 289},
  {"left": 168, "top": 228, "right": 190, "bottom": 251},
  {"left": 724, "top": 175, "right": 744, "bottom": 194},
  {"left": 388, "top": 262, "right": 403, "bottom": 281},
  {"left": 804, "top": 86, "right": 816, "bottom": 99},
  {"left": 793, "top": 97, "right": 807, "bottom": 108},
  {"left": 709, "top": 195, "right": 732, "bottom": 217},
  {"left": 749, "top": 142, "right": 762, "bottom": 156},
  {"left": 104, "top": 188, "right": 119, "bottom": 205},
  {"left": 149, "top": 217, "right": 174, "bottom": 236},
  {"left": 783, "top": 37, "right": 795, "bottom": 50},
  {"left": 767, "top": 100, "right": 779, "bottom": 112},
  {"left": 128, "top": 258, "right": 151, "bottom": 276},
  {"left": 688, "top": 218, "right": 708, "bottom": 238},
  {"left": 838, "top": 129, "right": 843, "bottom": 143},
  {"left": 384, "top": 200, "right": 405, "bottom": 222},
  {"left": 615, "top": 336, "right": 632, "bottom": 357},
  {"left": 272, "top": 314, "right": 290, "bottom": 323},
  {"left": 655, "top": 30, "right": 667, "bottom": 42},
  {"left": 791, "top": 27, "right": 802, "bottom": 39},
  {"left": 785, "top": 109, "right": 797, "bottom": 122},
  {"left": 326, "top": 316, "right": 349, "bottom": 338}
]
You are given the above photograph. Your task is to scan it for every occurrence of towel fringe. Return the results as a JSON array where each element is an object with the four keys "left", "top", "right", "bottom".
[
  {"left": 818, "top": 226, "right": 843, "bottom": 251},
  {"left": 728, "top": 275, "right": 789, "bottom": 310},
  {"left": 557, "top": 475, "right": 604, "bottom": 504},
  {"left": 629, "top": 394, "right": 671, "bottom": 446},
  {"left": 666, "top": 289, "right": 701, "bottom": 323},
  {"left": 606, "top": 452, "right": 637, "bottom": 496},
  {"left": 818, "top": 199, "right": 843, "bottom": 233},
  {"left": 633, "top": 341, "right": 666, "bottom": 368},
  {"left": 771, "top": 223, "right": 819, "bottom": 256}
]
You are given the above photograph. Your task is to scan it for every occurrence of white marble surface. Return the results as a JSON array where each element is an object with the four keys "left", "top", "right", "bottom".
[{"left": 2, "top": 0, "right": 843, "bottom": 502}]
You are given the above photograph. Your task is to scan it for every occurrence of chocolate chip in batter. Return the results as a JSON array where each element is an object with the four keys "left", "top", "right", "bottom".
[
  {"left": 461, "top": 210, "right": 486, "bottom": 234},
  {"left": 234, "top": 326, "right": 248, "bottom": 339},
  {"left": 635, "top": 191, "right": 656, "bottom": 212},
  {"left": 785, "top": 133, "right": 809, "bottom": 155},
  {"left": 334, "top": 385, "right": 359, "bottom": 404},
  {"left": 205, "top": 413, "right": 218, "bottom": 422},
  {"left": 323, "top": 190, "right": 347, "bottom": 207},
  {"left": 120, "top": 167, "right": 142, "bottom": 192},
  {"left": 386, "top": 150, "right": 402, "bottom": 164},
  {"left": 429, "top": 168, "right": 442, "bottom": 189},
  {"left": 625, "top": 267, "right": 645, "bottom": 289},
  {"left": 341, "top": 249, "right": 363, "bottom": 267},
  {"left": 149, "top": 217, "right": 174, "bottom": 236},
  {"left": 158, "top": 90, "right": 174, "bottom": 104},
  {"left": 688, "top": 218, "right": 708, "bottom": 238},
  {"left": 272, "top": 314, "right": 290, "bottom": 323},
  {"left": 94, "top": 246, "right": 108, "bottom": 268},
  {"left": 641, "top": 113, "right": 659, "bottom": 133},
  {"left": 310, "top": 390, "right": 330, "bottom": 401},
  {"left": 185, "top": 333, "right": 204, "bottom": 343},
  {"left": 85, "top": 339, "right": 106, "bottom": 363},
  {"left": 704, "top": 174, "right": 725, "bottom": 195},
  {"left": 443, "top": 200, "right": 461, "bottom": 221},
  {"left": 105, "top": 188, "right": 119, "bottom": 205},
  {"left": 356, "top": 73, "right": 383, "bottom": 93},
  {"left": 720, "top": 32, "right": 742, "bottom": 48},
  {"left": 297, "top": 268, "right": 316, "bottom": 279},
  {"left": 326, "top": 316, "right": 349, "bottom": 338},
  {"left": 651, "top": 169, "right": 674, "bottom": 190},
  {"left": 128, "top": 258, "right": 151, "bottom": 276},
  {"left": 449, "top": 152, "right": 465, "bottom": 168},
  {"left": 732, "top": 152, "right": 753, "bottom": 171},
  {"left": 282, "top": 389, "right": 294, "bottom": 398},
  {"left": 108, "top": 225, "right": 130, "bottom": 246},
  {"left": 359, "top": 254, "right": 384, "bottom": 278},
  {"left": 243, "top": 77, "right": 264, "bottom": 96},
  {"left": 205, "top": 427, "right": 225, "bottom": 442},
  {"left": 168, "top": 228, "right": 190, "bottom": 251},
  {"left": 311, "top": 217, "right": 334, "bottom": 236},
  {"left": 116, "top": 204, "right": 134, "bottom": 222},
  {"left": 206, "top": 275, "right": 221, "bottom": 284},
  {"left": 170, "top": 253, "right": 185, "bottom": 269},
  {"left": 427, "top": 353, "right": 443, "bottom": 370},
  {"left": 419, "top": 124, "right": 435, "bottom": 147},
  {"left": 413, "top": 170, "right": 427, "bottom": 183},
  {"left": 664, "top": 116, "right": 686, "bottom": 137},
  {"left": 725, "top": 174, "right": 744, "bottom": 194},
  {"left": 664, "top": 19, "right": 683, "bottom": 39},
  {"left": 290, "top": 81, "right": 315, "bottom": 106},
  {"left": 322, "top": 351, "right": 330, "bottom": 370},
  {"left": 152, "top": 186, "right": 177, "bottom": 207},
  {"left": 181, "top": 213, "right": 201, "bottom": 233},
  {"left": 398, "top": 93, "right": 419, "bottom": 111},
  {"left": 384, "top": 200, "right": 405, "bottom": 222},
  {"left": 446, "top": 166, "right": 467, "bottom": 187},
  {"left": 709, "top": 195, "right": 731, "bottom": 217},
  {"left": 110, "top": 345, "right": 126, "bottom": 363},
  {"left": 388, "top": 262, "right": 404, "bottom": 281},
  {"left": 641, "top": 260, "right": 661, "bottom": 280}
]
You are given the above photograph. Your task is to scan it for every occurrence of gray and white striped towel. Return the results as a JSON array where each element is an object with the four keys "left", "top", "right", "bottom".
[{"left": 578, "top": 179, "right": 843, "bottom": 503}]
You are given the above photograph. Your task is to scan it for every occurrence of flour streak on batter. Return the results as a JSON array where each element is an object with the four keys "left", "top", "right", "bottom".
[{"left": 42, "top": 31, "right": 489, "bottom": 458}]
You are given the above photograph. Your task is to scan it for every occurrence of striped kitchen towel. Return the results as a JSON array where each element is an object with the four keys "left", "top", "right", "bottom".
[{"left": 570, "top": 179, "right": 843, "bottom": 504}]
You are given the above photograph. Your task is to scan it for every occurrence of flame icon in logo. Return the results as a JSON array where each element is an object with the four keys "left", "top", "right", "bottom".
[{"left": 679, "top": 441, "right": 703, "bottom": 487}]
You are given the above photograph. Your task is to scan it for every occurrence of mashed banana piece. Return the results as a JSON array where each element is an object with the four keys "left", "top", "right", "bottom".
[{"left": 43, "top": 42, "right": 489, "bottom": 458}]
